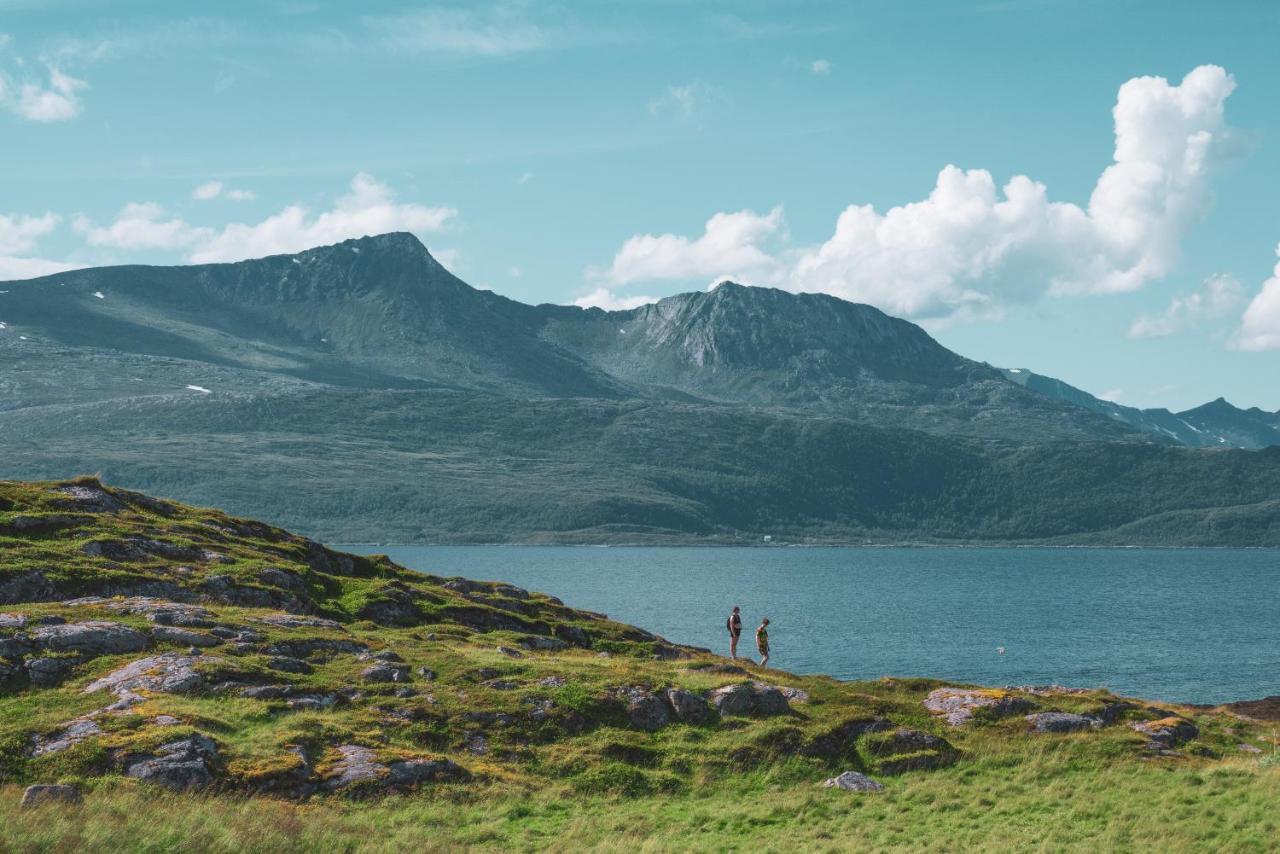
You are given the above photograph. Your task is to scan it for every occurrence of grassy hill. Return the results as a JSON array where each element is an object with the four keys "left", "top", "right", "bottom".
[
  {"left": 4, "top": 391, "right": 1280, "bottom": 545},
  {"left": 1, "top": 478, "right": 1277, "bottom": 851}
]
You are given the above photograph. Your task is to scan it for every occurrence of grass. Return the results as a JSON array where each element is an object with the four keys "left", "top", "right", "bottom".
[
  {"left": 2, "top": 746, "right": 1278, "bottom": 853},
  {"left": 3, "top": 477, "right": 1279, "bottom": 852}
]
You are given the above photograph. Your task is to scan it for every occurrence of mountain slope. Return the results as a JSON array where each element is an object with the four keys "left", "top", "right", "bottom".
[
  {"left": 0, "top": 233, "right": 625, "bottom": 406},
  {"left": 3, "top": 232, "right": 1279, "bottom": 545},
  {"left": 999, "top": 369, "right": 1280, "bottom": 449},
  {"left": 1, "top": 233, "right": 1144, "bottom": 444},
  {"left": 2, "top": 389, "right": 1278, "bottom": 544}
]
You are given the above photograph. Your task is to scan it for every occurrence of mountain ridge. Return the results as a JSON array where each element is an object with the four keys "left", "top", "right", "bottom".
[{"left": 3, "top": 232, "right": 1279, "bottom": 545}]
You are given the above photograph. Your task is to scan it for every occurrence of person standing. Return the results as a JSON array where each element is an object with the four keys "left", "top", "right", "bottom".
[
  {"left": 756, "top": 617, "right": 771, "bottom": 668},
  {"left": 726, "top": 606, "right": 742, "bottom": 660}
]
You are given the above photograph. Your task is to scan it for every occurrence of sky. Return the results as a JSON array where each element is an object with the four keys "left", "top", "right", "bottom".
[{"left": 1, "top": 0, "right": 1278, "bottom": 411}]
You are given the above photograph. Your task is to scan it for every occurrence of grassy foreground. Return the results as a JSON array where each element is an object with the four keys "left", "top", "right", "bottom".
[
  {"left": 3, "top": 741, "right": 1278, "bottom": 852},
  {"left": 2, "top": 477, "right": 1278, "bottom": 852}
]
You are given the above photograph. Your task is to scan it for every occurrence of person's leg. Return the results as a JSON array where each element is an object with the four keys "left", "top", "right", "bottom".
[
  {"left": 730, "top": 634, "right": 738, "bottom": 659},
  {"left": 760, "top": 649, "right": 769, "bottom": 668}
]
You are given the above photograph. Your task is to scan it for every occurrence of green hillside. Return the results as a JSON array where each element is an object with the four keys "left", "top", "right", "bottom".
[
  {"left": 0, "top": 479, "right": 1277, "bottom": 851},
  {"left": 3, "top": 233, "right": 1279, "bottom": 546}
]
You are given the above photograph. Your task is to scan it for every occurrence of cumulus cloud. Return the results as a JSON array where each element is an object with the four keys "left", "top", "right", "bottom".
[
  {"left": 602, "top": 65, "right": 1238, "bottom": 322},
  {"left": 603, "top": 206, "right": 785, "bottom": 286},
  {"left": 1232, "top": 245, "right": 1280, "bottom": 351},
  {"left": 0, "top": 65, "right": 86, "bottom": 122},
  {"left": 192, "top": 180, "right": 256, "bottom": 202},
  {"left": 74, "top": 202, "right": 209, "bottom": 250},
  {"left": 190, "top": 172, "right": 455, "bottom": 263},
  {"left": 811, "top": 59, "right": 831, "bottom": 75},
  {"left": 1128, "top": 273, "right": 1246, "bottom": 338},
  {"left": 573, "top": 287, "right": 658, "bottom": 311},
  {"left": 0, "top": 212, "right": 74, "bottom": 280},
  {"left": 74, "top": 174, "right": 456, "bottom": 264}
]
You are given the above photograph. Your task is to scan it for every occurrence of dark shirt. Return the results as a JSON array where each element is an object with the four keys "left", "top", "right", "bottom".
[{"left": 728, "top": 613, "right": 741, "bottom": 636}]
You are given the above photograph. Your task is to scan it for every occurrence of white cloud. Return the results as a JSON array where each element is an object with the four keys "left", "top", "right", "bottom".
[
  {"left": 573, "top": 288, "right": 657, "bottom": 311},
  {"left": 362, "top": 8, "right": 550, "bottom": 56},
  {"left": 192, "top": 181, "right": 223, "bottom": 201},
  {"left": 602, "top": 66, "right": 1238, "bottom": 322},
  {"left": 648, "top": 82, "right": 712, "bottom": 118},
  {"left": 603, "top": 206, "right": 785, "bottom": 286},
  {"left": 1, "top": 65, "right": 86, "bottom": 122},
  {"left": 0, "top": 211, "right": 74, "bottom": 280},
  {"left": 1128, "top": 273, "right": 1246, "bottom": 338},
  {"left": 192, "top": 180, "right": 255, "bottom": 202},
  {"left": 74, "top": 202, "right": 210, "bottom": 250},
  {"left": 508, "top": 266, "right": 522, "bottom": 278},
  {"left": 189, "top": 172, "right": 455, "bottom": 263},
  {"left": 1232, "top": 245, "right": 1280, "bottom": 351},
  {"left": 75, "top": 174, "right": 455, "bottom": 264},
  {"left": 811, "top": 59, "right": 831, "bottom": 75},
  {"left": 0, "top": 212, "right": 58, "bottom": 255},
  {"left": 517, "top": 171, "right": 534, "bottom": 186},
  {"left": 1098, "top": 388, "right": 1126, "bottom": 403}
]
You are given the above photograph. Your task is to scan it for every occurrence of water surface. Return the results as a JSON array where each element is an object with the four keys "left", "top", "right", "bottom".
[{"left": 338, "top": 546, "right": 1279, "bottom": 704}]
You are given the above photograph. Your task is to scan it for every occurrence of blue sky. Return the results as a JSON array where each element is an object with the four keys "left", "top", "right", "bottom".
[{"left": 2, "top": 0, "right": 1279, "bottom": 410}]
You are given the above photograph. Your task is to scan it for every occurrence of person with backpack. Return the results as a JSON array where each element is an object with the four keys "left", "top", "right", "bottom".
[
  {"left": 726, "top": 606, "right": 742, "bottom": 659},
  {"left": 756, "top": 617, "right": 771, "bottom": 668}
]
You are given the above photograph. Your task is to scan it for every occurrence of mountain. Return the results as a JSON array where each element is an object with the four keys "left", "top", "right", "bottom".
[
  {"left": 2, "top": 232, "right": 1279, "bottom": 545},
  {"left": 2, "top": 478, "right": 1268, "bottom": 850},
  {"left": 999, "top": 369, "right": 1280, "bottom": 449}
]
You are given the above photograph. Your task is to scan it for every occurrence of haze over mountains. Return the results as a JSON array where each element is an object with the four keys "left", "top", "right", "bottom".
[{"left": 2, "top": 232, "right": 1278, "bottom": 544}]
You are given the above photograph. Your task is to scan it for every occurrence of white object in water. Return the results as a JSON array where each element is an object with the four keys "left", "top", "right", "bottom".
[
  {"left": 996, "top": 647, "right": 1006, "bottom": 655},
  {"left": 93, "top": 291, "right": 105, "bottom": 299},
  {"left": 185, "top": 384, "right": 212, "bottom": 394}
]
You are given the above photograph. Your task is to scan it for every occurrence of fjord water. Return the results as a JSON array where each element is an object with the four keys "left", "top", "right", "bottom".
[{"left": 341, "top": 546, "right": 1279, "bottom": 705}]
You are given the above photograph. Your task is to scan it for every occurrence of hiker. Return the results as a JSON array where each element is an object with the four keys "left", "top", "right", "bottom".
[
  {"left": 756, "top": 618, "right": 770, "bottom": 668},
  {"left": 726, "top": 606, "right": 742, "bottom": 659}
]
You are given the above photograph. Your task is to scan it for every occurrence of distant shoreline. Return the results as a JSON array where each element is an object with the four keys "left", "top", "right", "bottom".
[{"left": 333, "top": 541, "right": 1280, "bottom": 550}]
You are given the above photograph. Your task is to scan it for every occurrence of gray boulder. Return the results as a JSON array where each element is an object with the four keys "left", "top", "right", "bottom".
[
  {"left": 239, "top": 685, "right": 294, "bottom": 700},
  {"left": 83, "top": 653, "right": 213, "bottom": 696},
  {"left": 30, "top": 719, "right": 103, "bottom": 757},
  {"left": 924, "top": 687, "right": 1034, "bottom": 727},
  {"left": 752, "top": 683, "right": 791, "bottom": 716},
  {"left": 622, "top": 687, "right": 671, "bottom": 732},
  {"left": 151, "top": 627, "right": 222, "bottom": 648},
  {"left": 710, "top": 683, "right": 756, "bottom": 716},
  {"left": 32, "top": 621, "right": 148, "bottom": 655},
  {"left": 518, "top": 635, "right": 568, "bottom": 652},
  {"left": 0, "top": 634, "right": 35, "bottom": 659},
  {"left": 0, "top": 613, "right": 27, "bottom": 630},
  {"left": 710, "top": 682, "right": 792, "bottom": 717},
  {"left": 1027, "top": 712, "right": 1101, "bottom": 733},
  {"left": 1131, "top": 717, "right": 1199, "bottom": 747},
  {"left": 125, "top": 735, "right": 218, "bottom": 791},
  {"left": 361, "top": 664, "right": 410, "bottom": 683},
  {"left": 387, "top": 758, "right": 469, "bottom": 785},
  {"left": 665, "top": 688, "right": 711, "bottom": 723},
  {"left": 21, "top": 784, "right": 81, "bottom": 808},
  {"left": 320, "top": 745, "right": 384, "bottom": 792},
  {"left": 267, "top": 657, "right": 313, "bottom": 675},
  {"left": 25, "top": 657, "right": 78, "bottom": 687},
  {"left": 823, "top": 771, "right": 885, "bottom": 792}
]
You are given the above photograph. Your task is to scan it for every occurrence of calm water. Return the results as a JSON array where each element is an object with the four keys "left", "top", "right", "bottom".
[{"left": 338, "top": 546, "right": 1280, "bottom": 705}]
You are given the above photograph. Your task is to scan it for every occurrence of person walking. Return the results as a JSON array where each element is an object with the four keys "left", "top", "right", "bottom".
[
  {"left": 756, "top": 617, "right": 770, "bottom": 668},
  {"left": 726, "top": 606, "right": 742, "bottom": 660}
]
